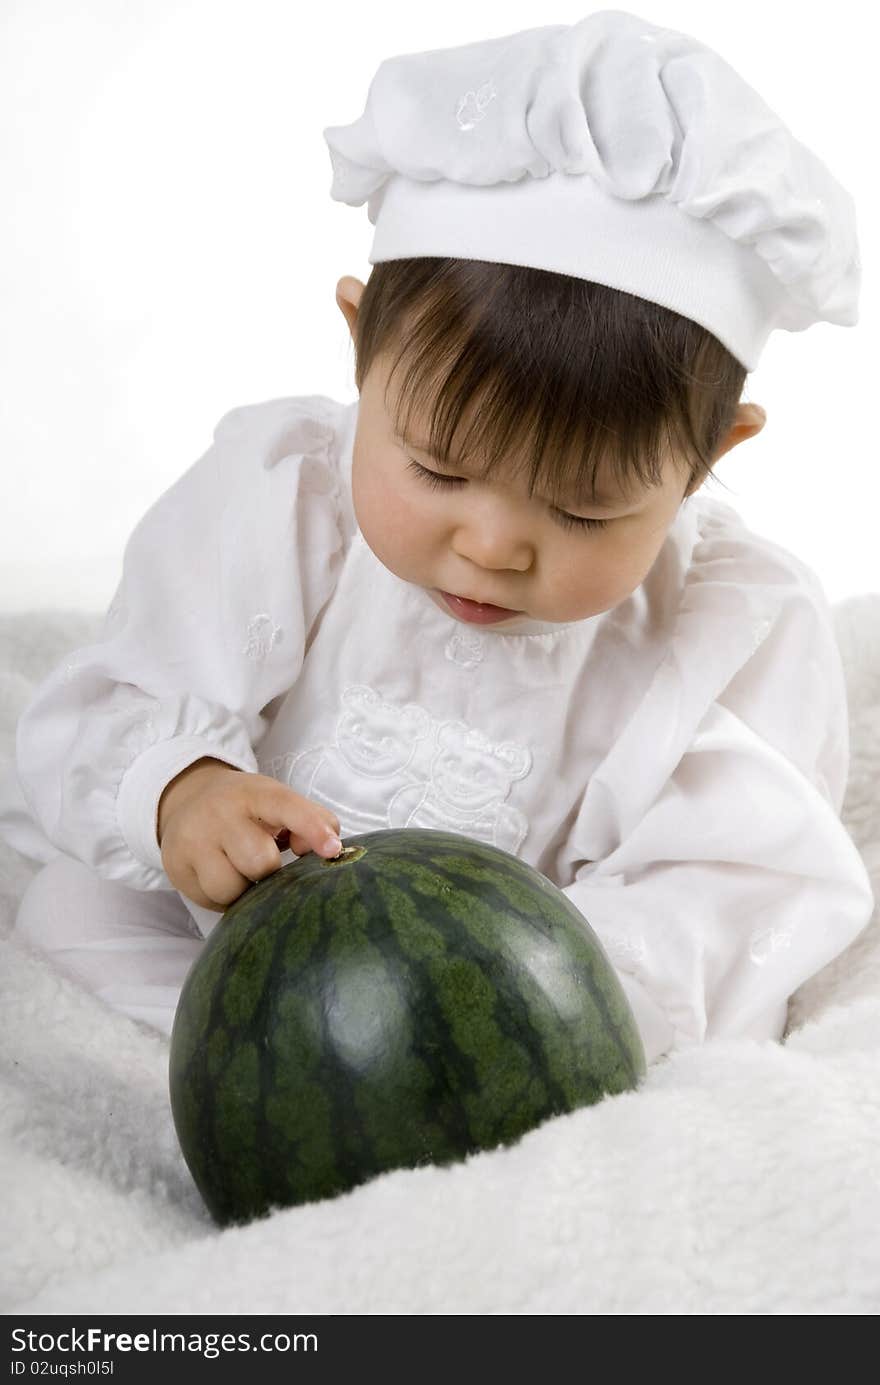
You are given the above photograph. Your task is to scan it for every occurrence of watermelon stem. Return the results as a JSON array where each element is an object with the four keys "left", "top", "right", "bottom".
[{"left": 321, "top": 844, "right": 365, "bottom": 867}]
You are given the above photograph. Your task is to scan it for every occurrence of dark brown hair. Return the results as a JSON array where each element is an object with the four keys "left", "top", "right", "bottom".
[{"left": 349, "top": 257, "right": 747, "bottom": 510}]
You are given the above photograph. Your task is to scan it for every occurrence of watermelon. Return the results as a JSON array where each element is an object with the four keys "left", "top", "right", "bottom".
[{"left": 168, "top": 828, "right": 645, "bottom": 1227}]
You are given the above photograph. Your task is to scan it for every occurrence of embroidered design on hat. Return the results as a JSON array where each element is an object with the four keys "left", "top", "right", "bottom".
[{"left": 455, "top": 78, "right": 497, "bottom": 132}]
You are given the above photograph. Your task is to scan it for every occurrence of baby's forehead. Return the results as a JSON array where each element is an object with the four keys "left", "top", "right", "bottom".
[{"left": 377, "top": 357, "right": 674, "bottom": 509}]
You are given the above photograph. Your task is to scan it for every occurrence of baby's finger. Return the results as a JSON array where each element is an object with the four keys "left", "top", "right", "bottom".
[
  {"left": 288, "top": 824, "right": 344, "bottom": 859},
  {"left": 194, "top": 848, "right": 255, "bottom": 910},
  {"left": 266, "top": 820, "right": 338, "bottom": 861},
  {"left": 255, "top": 784, "right": 342, "bottom": 859},
  {"left": 223, "top": 820, "right": 286, "bottom": 882}
]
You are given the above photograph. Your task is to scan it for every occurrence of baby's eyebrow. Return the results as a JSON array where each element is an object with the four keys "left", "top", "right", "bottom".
[{"left": 399, "top": 436, "right": 628, "bottom": 511}]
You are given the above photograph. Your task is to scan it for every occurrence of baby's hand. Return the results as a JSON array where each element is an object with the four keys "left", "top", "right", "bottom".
[{"left": 157, "top": 760, "right": 342, "bottom": 912}]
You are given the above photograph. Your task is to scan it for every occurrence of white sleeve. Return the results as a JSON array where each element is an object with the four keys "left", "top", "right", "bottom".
[
  {"left": 558, "top": 510, "right": 875, "bottom": 1067},
  {"left": 12, "top": 395, "right": 348, "bottom": 891}
]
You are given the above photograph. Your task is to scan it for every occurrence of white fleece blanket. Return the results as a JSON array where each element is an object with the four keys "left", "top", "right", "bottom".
[{"left": 2, "top": 597, "right": 879, "bottom": 1315}]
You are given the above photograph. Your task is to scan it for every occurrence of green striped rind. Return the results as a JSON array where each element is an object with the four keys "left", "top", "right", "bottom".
[{"left": 169, "top": 829, "right": 646, "bottom": 1227}]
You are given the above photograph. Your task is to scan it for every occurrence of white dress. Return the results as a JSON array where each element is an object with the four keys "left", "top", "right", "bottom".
[{"left": 3, "top": 393, "right": 874, "bottom": 1061}]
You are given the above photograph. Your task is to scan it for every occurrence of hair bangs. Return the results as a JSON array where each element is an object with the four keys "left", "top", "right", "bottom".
[{"left": 351, "top": 258, "right": 748, "bottom": 509}]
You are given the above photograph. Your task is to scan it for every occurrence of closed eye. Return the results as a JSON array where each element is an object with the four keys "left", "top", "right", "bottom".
[{"left": 404, "top": 459, "right": 610, "bottom": 533}]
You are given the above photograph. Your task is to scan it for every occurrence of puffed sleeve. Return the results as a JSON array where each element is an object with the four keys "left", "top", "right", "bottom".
[
  {"left": 557, "top": 498, "right": 875, "bottom": 1066},
  {"left": 9, "top": 394, "right": 351, "bottom": 891}
]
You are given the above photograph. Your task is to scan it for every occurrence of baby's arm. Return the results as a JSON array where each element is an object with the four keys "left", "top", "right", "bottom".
[
  {"left": 13, "top": 398, "right": 346, "bottom": 893},
  {"left": 559, "top": 568, "right": 874, "bottom": 1066}
]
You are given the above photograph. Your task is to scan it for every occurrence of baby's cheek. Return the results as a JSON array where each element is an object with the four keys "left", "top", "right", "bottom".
[
  {"left": 605, "top": 529, "right": 669, "bottom": 599},
  {"left": 567, "top": 537, "right": 651, "bottom": 610},
  {"left": 352, "top": 459, "right": 392, "bottom": 538},
  {"left": 600, "top": 544, "right": 643, "bottom": 591},
  {"left": 374, "top": 491, "right": 419, "bottom": 551},
  {"left": 354, "top": 472, "right": 419, "bottom": 560}
]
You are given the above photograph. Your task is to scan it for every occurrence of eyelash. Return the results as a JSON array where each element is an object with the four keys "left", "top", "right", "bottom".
[{"left": 404, "top": 460, "right": 610, "bottom": 532}]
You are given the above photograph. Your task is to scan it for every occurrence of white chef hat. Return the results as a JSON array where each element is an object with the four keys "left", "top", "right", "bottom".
[{"left": 323, "top": 8, "right": 860, "bottom": 371}]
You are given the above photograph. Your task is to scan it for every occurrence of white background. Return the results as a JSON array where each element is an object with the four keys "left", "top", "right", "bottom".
[{"left": 0, "top": 0, "right": 876, "bottom": 611}]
